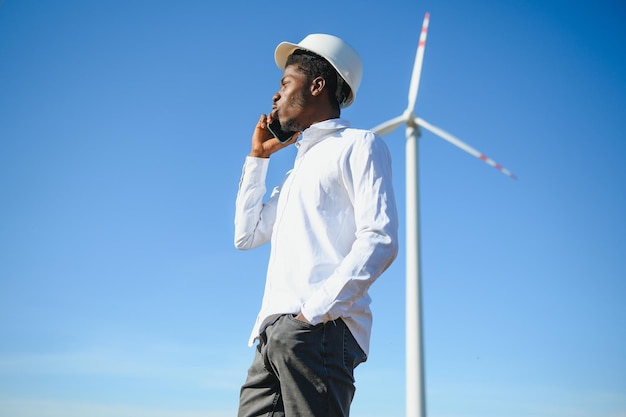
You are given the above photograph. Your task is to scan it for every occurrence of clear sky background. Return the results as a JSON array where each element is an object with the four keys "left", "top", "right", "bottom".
[{"left": 1, "top": 0, "right": 625, "bottom": 416}]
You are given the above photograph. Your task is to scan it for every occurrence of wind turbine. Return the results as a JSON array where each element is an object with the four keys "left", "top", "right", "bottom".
[{"left": 371, "top": 12, "right": 516, "bottom": 417}]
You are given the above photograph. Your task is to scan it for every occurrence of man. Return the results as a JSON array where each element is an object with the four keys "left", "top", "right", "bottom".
[{"left": 234, "top": 33, "right": 399, "bottom": 417}]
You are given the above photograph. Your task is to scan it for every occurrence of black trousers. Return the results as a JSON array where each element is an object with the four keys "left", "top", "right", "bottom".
[{"left": 238, "top": 314, "right": 367, "bottom": 417}]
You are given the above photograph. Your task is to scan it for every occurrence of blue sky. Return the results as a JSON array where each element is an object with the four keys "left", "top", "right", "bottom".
[{"left": 1, "top": 0, "right": 625, "bottom": 416}]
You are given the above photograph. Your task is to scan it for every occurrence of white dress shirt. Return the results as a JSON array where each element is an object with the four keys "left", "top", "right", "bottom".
[{"left": 234, "top": 118, "right": 398, "bottom": 355}]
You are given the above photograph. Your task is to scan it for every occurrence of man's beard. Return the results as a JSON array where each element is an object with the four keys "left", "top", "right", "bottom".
[
  {"left": 281, "top": 118, "right": 299, "bottom": 133},
  {"left": 280, "top": 88, "right": 307, "bottom": 132}
]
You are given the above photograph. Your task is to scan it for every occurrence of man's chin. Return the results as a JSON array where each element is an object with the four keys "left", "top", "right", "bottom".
[{"left": 281, "top": 119, "right": 298, "bottom": 132}]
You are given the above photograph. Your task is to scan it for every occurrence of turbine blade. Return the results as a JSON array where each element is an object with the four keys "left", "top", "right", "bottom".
[
  {"left": 416, "top": 117, "right": 517, "bottom": 179},
  {"left": 407, "top": 12, "right": 430, "bottom": 114},
  {"left": 372, "top": 114, "right": 407, "bottom": 136}
]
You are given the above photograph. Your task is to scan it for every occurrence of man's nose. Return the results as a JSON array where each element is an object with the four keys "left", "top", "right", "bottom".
[{"left": 272, "top": 92, "right": 280, "bottom": 103}]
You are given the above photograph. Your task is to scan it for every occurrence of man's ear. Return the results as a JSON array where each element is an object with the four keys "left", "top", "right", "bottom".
[{"left": 310, "top": 76, "right": 326, "bottom": 97}]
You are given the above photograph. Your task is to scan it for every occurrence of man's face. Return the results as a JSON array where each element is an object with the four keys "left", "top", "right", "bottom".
[{"left": 272, "top": 64, "right": 310, "bottom": 132}]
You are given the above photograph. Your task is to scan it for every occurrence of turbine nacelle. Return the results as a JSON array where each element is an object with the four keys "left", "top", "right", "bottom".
[{"left": 404, "top": 110, "right": 420, "bottom": 131}]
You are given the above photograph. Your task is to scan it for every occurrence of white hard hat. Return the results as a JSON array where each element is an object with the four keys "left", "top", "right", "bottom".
[{"left": 274, "top": 34, "right": 362, "bottom": 108}]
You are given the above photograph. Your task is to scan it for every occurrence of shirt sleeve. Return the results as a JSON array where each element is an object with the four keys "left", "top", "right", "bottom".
[
  {"left": 301, "top": 133, "right": 399, "bottom": 323},
  {"left": 234, "top": 156, "right": 278, "bottom": 250}
]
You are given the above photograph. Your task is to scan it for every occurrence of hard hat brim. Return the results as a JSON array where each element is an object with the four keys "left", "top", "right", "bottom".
[{"left": 274, "top": 41, "right": 300, "bottom": 71}]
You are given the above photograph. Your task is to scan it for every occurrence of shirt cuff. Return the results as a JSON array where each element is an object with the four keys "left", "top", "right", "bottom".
[{"left": 240, "top": 156, "right": 270, "bottom": 186}]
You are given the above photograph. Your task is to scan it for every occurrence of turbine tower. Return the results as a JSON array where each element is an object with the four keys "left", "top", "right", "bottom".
[{"left": 371, "top": 12, "right": 516, "bottom": 417}]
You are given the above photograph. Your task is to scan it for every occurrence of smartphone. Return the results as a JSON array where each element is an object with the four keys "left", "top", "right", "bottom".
[{"left": 268, "top": 118, "right": 297, "bottom": 144}]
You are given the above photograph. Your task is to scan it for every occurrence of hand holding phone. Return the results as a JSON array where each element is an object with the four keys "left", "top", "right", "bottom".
[
  {"left": 268, "top": 117, "right": 297, "bottom": 144},
  {"left": 250, "top": 114, "right": 297, "bottom": 158}
]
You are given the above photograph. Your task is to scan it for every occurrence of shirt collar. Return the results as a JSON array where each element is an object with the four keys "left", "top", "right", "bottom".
[{"left": 296, "top": 118, "right": 351, "bottom": 150}]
